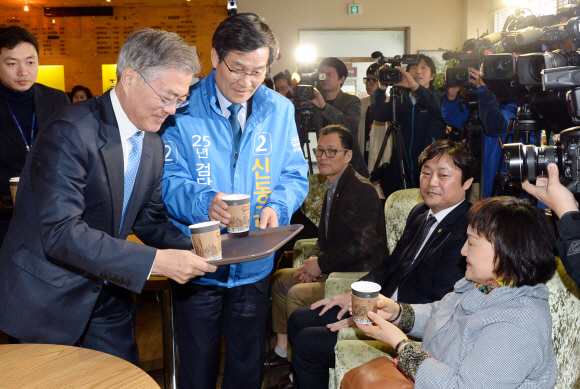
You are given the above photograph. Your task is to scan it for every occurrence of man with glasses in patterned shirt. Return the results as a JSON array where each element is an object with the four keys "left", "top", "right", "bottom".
[{"left": 160, "top": 13, "right": 308, "bottom": 389}]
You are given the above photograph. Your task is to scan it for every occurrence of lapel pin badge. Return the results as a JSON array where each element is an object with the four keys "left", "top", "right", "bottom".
[{"left": 438, "top": 229, "right": 442, "bottom": 233}]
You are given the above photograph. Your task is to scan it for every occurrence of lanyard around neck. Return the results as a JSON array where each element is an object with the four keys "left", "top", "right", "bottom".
[{"left": 6, "top": 103, "right": 35, "bottom": 152}]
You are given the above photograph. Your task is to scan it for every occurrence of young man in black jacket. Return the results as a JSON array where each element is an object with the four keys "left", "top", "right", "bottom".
[
  {"left": 266, "top": 125, "right": 387, "bottom": 371},
  {"left": 372, "top": 54, "right": 446, "bottom": 187}
]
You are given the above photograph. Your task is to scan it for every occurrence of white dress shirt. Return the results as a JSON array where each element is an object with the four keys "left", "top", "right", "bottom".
[{"left": 110, "top": 87, "right": 143, "bottom": 173}]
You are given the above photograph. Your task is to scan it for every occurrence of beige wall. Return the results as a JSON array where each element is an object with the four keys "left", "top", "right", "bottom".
[{"left": 239, "top": 0, "right": 491, "bottom": 74}]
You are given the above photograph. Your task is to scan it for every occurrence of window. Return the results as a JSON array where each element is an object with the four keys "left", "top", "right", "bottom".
[{"left": 491, "top": 0, "right": 569, "bottom": 32}]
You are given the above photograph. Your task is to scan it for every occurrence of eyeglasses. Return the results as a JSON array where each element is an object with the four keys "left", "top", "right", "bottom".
[
  {"left": 222, "top": 59, "right": 269, "bottom": 82},
  {"left": 313, "top": 148, "right": 350, "bottom": 158},
  {"left": 140, "top": 74, "right": 190, "bottom": 109},
  {"left": 363, "top": 77, "right": 378, "bottom": 85}
]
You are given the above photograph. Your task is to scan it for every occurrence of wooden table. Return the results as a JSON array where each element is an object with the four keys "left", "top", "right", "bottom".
[{"left": 0, "top": 344, "right": 160, "bottom": 389}]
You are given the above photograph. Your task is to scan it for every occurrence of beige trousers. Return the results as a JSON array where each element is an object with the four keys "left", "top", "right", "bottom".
[{"left": 271, "top": 268, "right": 328, "bottom": 334}]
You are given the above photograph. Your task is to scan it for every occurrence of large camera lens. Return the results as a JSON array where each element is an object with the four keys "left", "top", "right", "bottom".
[
  {"left": 445, "top": 68, "right": 470, "bottom": 87},
  {"left": 504, "top": 143, "right": 563, "bottom": 181},
  {"left": 378, "top": 68, "right": 403, "bottom": 85},
  {"left": 529, "top": 57, "right": 545, "bottom": 83},
  {"left": 294, "top": 85, "right": 314, "bottom": 101},
  {"left": 491, "top": 57, "right": 513, "bottom": 78}
]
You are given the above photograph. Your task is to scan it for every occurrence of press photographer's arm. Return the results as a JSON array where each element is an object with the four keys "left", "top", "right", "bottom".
[{"left": 522, "top": 163, "right": 580, "bottom": 285}]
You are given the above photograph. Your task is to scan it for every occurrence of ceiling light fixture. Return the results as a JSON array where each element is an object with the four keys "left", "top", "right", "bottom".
[{"left": 24, "top": 0, "right": 29, "bottom": 11}]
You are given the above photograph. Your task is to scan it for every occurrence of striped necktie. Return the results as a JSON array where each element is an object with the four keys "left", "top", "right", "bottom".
[
  {"left": 120, "top": 131, "right": 143, "bottom": 233},
  {"left": 228, "top": 103, "right": 242, "bottom": 151}
]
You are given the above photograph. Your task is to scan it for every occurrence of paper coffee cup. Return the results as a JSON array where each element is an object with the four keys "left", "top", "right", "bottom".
[
  {"left": 188, "top": 221, "right": 222, "bottom": 261},
  {"left": 351, "top": 281, "right": 381, "bottom": 324},
  {"left": 9, "top": 177, "right": 19, "bottom": 205},
  {"left": 222, "top": 194, "right": 250, "bottom": 235}
]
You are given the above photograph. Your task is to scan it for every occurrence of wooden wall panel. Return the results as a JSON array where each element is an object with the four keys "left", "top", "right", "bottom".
[{"left": 1, "top": 1, "right": 226, "bottom": 96}]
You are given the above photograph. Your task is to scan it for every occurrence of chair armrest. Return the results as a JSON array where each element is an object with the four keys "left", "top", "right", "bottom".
[
  {"left": 292, "top": 238, "right": 318, "bottom": 268},
  {"left": 333, "top": 340, "right": 396, "bottom": 389},
  {"left": 324, "top": 272, "right": 368, "bottom": 298}
]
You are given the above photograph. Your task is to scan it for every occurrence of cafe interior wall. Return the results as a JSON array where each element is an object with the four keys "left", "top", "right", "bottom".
[{"left": 0, "top": 0, "right": 491, "bottom": 95}]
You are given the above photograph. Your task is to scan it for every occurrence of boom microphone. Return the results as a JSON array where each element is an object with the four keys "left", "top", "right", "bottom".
[
  {"left": 481, "top": 32, "right": 504, "bottom": 47},
  {"left": 515, "top": 28, "right": 543, "bottom": 45}
]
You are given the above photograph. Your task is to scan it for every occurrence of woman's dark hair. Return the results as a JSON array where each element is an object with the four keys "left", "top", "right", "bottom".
[
  {"left": 319, "top": 125, "right": 353, "bottom": 151},
  {"left": 405, "top": 54, "right": 436, "bottom": 86},
  {"left": 212, "top": 13, "right": 279, "bottom": 67},
  {"left": 418, "top": 139, "right": 477, "bottom": 184},
  {"left": 71, "top": 85, "right": 93, "bottom": 99},
  {"left": 468, "top": 197, "right": 557, "bottom": 286},
  {"left": 0, "top": 26, "right": 39, "bottom": 55},
  {"left": 319, "top": 57, "right": 348, "bottom": 85}
]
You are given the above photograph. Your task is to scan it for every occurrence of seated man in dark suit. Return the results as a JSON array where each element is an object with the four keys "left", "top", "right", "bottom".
[
  {"left": 0, "top": 28, "right": 216, "bottom": 365},
  {"left": 0, "top": 26, "right": 70, "bottom": 246},
  {"left": 271, "top": 139, "right": 477, "bottom": 389},
  {"left": 266, "top": 125, "right": 387, "bottom": 369}
]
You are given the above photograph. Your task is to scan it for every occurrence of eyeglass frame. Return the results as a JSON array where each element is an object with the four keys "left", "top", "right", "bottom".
[
  {"left": 312, "top": 147, "right": 350, "bottom": 158},
  {"left": 222, "top": 59, "right": 269, "bottom": 82},
  {"left": 363, "top": 77, "right": 378, "bottom": 85},
  {"left": 139, "top": 73, "right": 190, "bottom": 109}
]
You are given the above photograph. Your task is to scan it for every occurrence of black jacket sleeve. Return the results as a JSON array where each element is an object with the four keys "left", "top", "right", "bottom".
[
  {"left": 322, "top": 96, "right": 361, "bottom": 138},
  {"left": 555, "top": 211, "right": 580, "bottom": 287},
  {"left": 317, "top": 183, "right": 385, "bottom": 274},
  {"left": 477, "top": 86, "right": 509, "bottom": 137}
]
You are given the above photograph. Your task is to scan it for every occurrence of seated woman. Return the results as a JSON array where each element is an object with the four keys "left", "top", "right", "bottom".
[{"left": 356, "top": 196, "right": 557, "bottom": 388}]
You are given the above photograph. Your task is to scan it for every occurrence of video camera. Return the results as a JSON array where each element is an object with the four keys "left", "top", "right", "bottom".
[
  {"left": 444, "top": 39, "right": 494, "bottom": 88},
  {"left": 293, "top": 71, "right": 326, "bottom": 101},
  {"left": 371, "top": 52, "right": 420, "bottom": 85},
  {"left": 503, "top": 127, "right": 580, "bottom": 193}
]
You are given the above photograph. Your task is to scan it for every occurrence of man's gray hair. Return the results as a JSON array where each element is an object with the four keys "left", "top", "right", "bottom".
[{"left": 116, "top": 27, "right": 200, "bottom": 82}]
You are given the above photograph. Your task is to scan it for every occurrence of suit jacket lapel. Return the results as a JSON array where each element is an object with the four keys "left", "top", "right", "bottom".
[
  {"left": 327, "top": 166, "right": 353, "bottom": 231},
  {"left": 96, "top": 90, "right": 124, "bottom": 237},
  {"left": 406, "top": 200, "right": 469, "bottom": 274}
]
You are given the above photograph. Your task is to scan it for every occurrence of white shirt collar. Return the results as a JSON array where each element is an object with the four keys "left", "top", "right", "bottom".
[
  {"left": 110, "top": 87, "right": 141, "bottom": 140},
  {"left": 428, "top": 198, "right": 465, "bottom": 223},
  {"left": 215, "top": 84, "right": 247, "bottom": 118}
]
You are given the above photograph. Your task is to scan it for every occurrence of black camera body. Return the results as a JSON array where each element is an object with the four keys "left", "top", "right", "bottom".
[
  {"left": 377, "top": 54, "right": 419, "bottom": 86},
  {"left": 293, "top": 72, "right": 326, "bottom": 101},
  {"left": 504, "top": 127, "right": 580, "bottom": 193}
]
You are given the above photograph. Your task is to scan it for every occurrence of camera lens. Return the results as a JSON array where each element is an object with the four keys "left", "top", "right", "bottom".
[
  {"left": 294, "top": 85, "right": 314, "bottom": 100},
  {"left": 453, "top": 70, "right": 469, "bottom": 84},
  {"left": 491, "top": 57, "right": 513, "bottom": 78},
  {"left": 504, "top": 143, "right": 563, "bottom": 181},
  {"left": 529, "top": 57, "right": 545, "bottom": 83}
]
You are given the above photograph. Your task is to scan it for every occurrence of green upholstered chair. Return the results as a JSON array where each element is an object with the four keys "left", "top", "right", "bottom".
[
  {"left": 384, "top": 188, "right": 424, "bottom": 253},
  {"left": 291, "top": 174, "right": 327, "bottom": 268},
  {"left": 331, "top": 257, "right": 580, "bottom": 389}
]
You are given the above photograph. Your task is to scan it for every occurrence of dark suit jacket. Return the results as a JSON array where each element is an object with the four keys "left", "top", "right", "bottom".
[
  {"left": 323, "top": 90, "right": 369, "bottom": 178},
  {"left": 0, "top": 90, "right": 192, "bottom": 344},
  {"left": 310, "top": 165, "right": 387, "bottom": 274},
  {"left": 0, "top": 83, "right": 69, "bottom": 197},
  {"left": 361, "top": 200, "right": 470, "bottom": 304}
]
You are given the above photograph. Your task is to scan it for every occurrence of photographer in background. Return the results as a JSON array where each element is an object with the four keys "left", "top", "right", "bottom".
[
  {"left": 371, "top": 54, "right": 446, "bottom": 186},
  {"left": 442, "top": 65, "right": 519, "bottom": 198},
  {"left": 274, "top": 70, "right": 293, "bottom": 99},
  {"left": 360, "top": 63, "right": 380, "bottom": 165},
  {"left": 522, "top": 164, "right": 580, "bottom": 287},
  {"left": 308, "top": 57, "right": 369, "bottom": 178}
]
